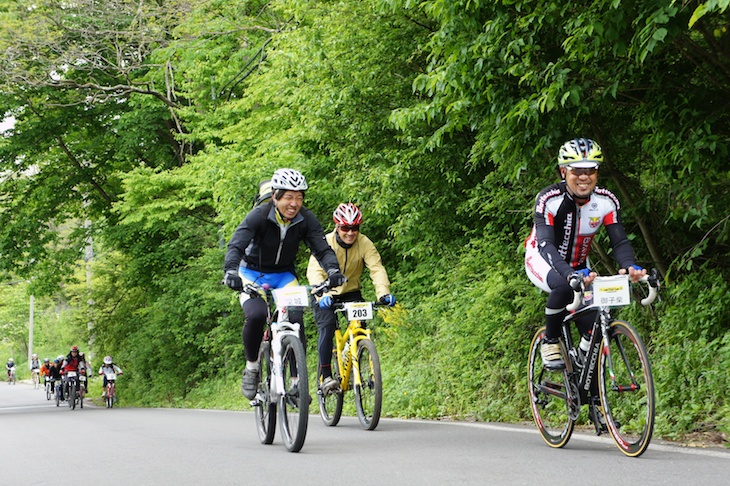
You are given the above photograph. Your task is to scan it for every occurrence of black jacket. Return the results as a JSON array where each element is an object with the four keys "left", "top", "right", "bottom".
[{"left": 224, "top": 203, "right": 340, "bottom": 276}]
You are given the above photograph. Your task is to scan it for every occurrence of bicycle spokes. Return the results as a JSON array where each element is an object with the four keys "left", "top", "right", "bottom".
[
  {"left": 354, "top": 339, "right": 382, "bottom": 430},
  {"left": 528, "top": 328, "right": 575, "bottom": 448}
]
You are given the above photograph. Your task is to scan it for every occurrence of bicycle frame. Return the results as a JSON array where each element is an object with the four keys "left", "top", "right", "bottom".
[
  {"left": 563, "top": 274, "right": 658, "bottom": 412},
  {"left": 335, "top": 321, "right": 369, "bottom": 392},
  {"left": 333, "top": 305, "right": 378, "bottom": 392},
  {"left": 558, "top": 304, "right": 612, "bottom": 419}
]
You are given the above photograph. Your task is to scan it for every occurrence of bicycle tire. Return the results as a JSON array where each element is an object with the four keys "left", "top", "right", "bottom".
[
  {"left": 528, "top": 327, "right": 575, "bottom": 448},
  {"left": 46, "top": 382, "right": 52, "bottom": 400},
  {"left": 255, "top": 341, "right": 276, "bottom": 445},
  {"left": 55, "top": 384, "right": 60, "bottom": 407},
  {"left": 318, "top": 347, "right": 343, "bottom": 427},
  {"left": 598, "top": 320, "right": 655, "bottom": 457},
  {"left": 33, "top": 373, "right": 39, "bottom": 389},
  {"left": 354, "top": 339, "right": 382, "bottom": 431},
  {"left": 69, "top": 382, "right": 77, "bottom": 410},
  {"left": 278, "top": 335, "right": 309, "bottom": 452}
]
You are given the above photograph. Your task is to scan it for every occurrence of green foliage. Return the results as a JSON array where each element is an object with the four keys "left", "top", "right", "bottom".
[
  {"left": 379, "top": 238, "right": 541, "bottom": 421},
  {"left": 647, "top": 268, "right": 730, "bottom": 439}
]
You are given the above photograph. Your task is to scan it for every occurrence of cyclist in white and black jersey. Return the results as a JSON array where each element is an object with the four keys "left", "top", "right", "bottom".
[{"left": 525, "top": 138, "right": 646, "bottom": 369}]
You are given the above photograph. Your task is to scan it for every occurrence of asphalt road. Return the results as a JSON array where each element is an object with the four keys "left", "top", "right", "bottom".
[{"left": 1, "top": 381, "right": 728, "bottom": 485}]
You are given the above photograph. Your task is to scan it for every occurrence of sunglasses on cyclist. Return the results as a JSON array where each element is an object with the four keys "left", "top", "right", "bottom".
[
  {"left": 566, "top": 167, "right": 598, "bottom": 176},
  {"left": 338, "top": 225, "right": 360, "bottom": 233}
]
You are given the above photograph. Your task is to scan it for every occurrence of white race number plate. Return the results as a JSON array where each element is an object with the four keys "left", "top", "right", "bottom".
[
  {"left": 344, "top": 302, "right": 374, "bottom": 321},
  {"left": 592, "top": 275, "right": 631, "bottom": 307},
  {"left": 272, "top": 286, "right": 310, "bottom": 308}
]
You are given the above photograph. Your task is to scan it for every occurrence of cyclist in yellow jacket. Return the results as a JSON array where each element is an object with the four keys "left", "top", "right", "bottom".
[{"left": 306, "top": 203, "right": 396, "bottom": 394}]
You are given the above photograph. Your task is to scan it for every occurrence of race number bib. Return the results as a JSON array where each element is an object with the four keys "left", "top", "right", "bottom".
[
  {"left": 344, "top": 302, "right": 374, "bottom": 321},
  {"left": 272, "top": 286, "right": 310, "bottom": 308}
]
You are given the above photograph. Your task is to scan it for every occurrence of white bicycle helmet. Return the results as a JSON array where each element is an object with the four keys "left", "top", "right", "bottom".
[
  {"left": 104, "top": 356, "right": 113, "bottom": 365},
  {"left": 270, "top": 168, "right": 308, "bottom": 191}
]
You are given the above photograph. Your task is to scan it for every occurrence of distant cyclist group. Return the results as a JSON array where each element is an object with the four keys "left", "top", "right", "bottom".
[{"left": 8, "top": 346, "right": 123, "bottom": 408}]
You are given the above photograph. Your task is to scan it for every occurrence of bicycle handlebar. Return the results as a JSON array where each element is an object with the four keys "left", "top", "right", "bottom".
[
  {"left": 241, "top": 282, "right": 269, "bottom": 299},
  {"left": 310, "top": 279, "right": 336, "bottom": 297},
  {"left": 640, "top": 269, "right": 661, "bottom": 306},
  {"left": 566, "top": 269, "right": 660, "bottom": 312}
]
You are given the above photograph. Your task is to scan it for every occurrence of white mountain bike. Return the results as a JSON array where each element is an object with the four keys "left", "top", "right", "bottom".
[{"left": 242, "top": 282, "right": 321, "bottom": 453}]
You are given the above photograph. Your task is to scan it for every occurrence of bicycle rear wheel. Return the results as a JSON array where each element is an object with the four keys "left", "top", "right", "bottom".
[
  {"left": 278, "top": 335, "right": 309, "bottom": 452},
  {"left": 354, "top": 339, "right": 382, "bottom": 431},
  {"left": 318, "top": 348, "right": 343, "bottom": 427},
  {"left": 255, "top": 341, "right": 276, "bottom": 445},
  {"left": 528, "top": 327, "right": 575, "bottom": 448},
  {"left": 599, "top": 320, "right": 655, "bottom": 457}
]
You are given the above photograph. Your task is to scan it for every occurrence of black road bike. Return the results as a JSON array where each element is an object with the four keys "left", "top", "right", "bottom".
[{"left": 528, "top": 271, "right": 660, "bottom": 457}]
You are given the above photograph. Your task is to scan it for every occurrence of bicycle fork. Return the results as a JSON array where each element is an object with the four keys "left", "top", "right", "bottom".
[{"left": 269, "top": 320, "right": 301, "bottom": 402}]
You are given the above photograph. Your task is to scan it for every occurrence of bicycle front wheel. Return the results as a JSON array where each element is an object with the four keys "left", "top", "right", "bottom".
[
  {"left": 255, "top": 341, "right": 276, "bottom": 445},
  {"left": 69, "top": 382, "right": 77, "bottom": 410},
  {"left": 46, "top": 383, "right": 52, "bottom": 400},
  {"left": 278, "top": 335, "right": 309, "bottom": 452},
  {"left": 354, "top": 339, "right": 382, "bottom": 431},
  {"left": 528, "top": 327, "right": 575, "bottom": 448},
  {"left": 318, "top": 349, "right": 343, "bottom": 427},
  {"left": 599, "top": 320, "right": 655, "bottom": 457}
]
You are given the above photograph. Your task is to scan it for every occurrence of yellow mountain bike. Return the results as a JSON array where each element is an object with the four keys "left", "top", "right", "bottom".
[{"left": 317, "top": 301, "right": 386, "bottom": 430}]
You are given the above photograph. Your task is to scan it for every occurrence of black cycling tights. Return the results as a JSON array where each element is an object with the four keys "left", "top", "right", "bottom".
[
  {"left": 242, "top": 296, "right": 305, "bottom": 363},
  {"left": 545, "top": 274, "right": 595, "bottom": 340}
]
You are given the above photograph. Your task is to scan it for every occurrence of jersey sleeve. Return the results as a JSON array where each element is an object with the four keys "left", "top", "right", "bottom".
[
  {"left": 360, "top": 235, "right": 391, "bottom": 298},
  {"left": 223, "top": 211, "right": 260, "bottom": 273},
  {"left": 306, "top": 253, "right": 328, "bottom": 287},
  {"left": 304, "top": 212, "right": 341, "bottom": 275},
  {"left": 533, "top": 190, "right": 575, "bottom": 279}
]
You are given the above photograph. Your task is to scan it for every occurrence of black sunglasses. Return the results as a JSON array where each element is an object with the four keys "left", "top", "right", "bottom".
[
  {"left": 567, "top": 167, "right": 598, "bottom": 176},
  {"left": 338, "top": 225, "right": 360, "bottom": 232}
]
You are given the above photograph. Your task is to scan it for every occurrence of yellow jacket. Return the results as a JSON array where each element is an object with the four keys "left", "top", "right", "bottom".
[{"left": 306, "top": 231, "right": 391, "bottom": 299}]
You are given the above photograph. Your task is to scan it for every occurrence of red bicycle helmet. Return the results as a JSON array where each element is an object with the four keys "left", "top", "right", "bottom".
[{"left": 333, "top": 203, "right": 363, "bottom": 226}]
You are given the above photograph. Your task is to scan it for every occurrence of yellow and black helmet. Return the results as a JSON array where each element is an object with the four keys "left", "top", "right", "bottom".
[{"left": 557, "top": 138, "right": 603, "bottom": 168}]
